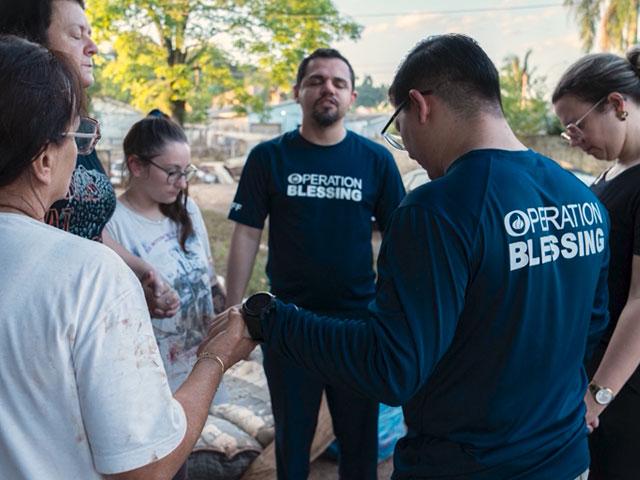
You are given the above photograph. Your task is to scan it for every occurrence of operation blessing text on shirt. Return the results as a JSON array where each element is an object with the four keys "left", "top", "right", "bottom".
[
  {"left": 286, "top": 173, "right": 363, "bottom": 201},
  {"left": 505, "top": 201, "right": 606, "bottom": 271}
]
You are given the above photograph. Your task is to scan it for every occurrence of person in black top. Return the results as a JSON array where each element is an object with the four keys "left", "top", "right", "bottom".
[
  {"left": 225, "top": 48, "right": 405, "bottom": 479},
  {"left": 554, "top": 48, "right": 640, "bottom": 480}
]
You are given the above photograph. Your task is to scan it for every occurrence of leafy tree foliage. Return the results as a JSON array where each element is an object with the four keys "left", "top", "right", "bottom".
[
  {"left": 564, "top": 0, "right": 639, "bottom": 52},
  {"left": 500, "top": 50, "right": 552, "bottom": 136},
  {"left": 355, "top": 75, "right": 388, "bottom": 108},
  {"left": 88, "top": 0, "right": 362, "bottom": 124}
]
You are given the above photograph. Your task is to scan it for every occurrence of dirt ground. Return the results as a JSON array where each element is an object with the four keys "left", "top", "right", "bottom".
[
  {"left": 190, "top": 183, "right": 395, "bottom": 479},
  {"left": 188, "top": 183, "right": 237, "bottom": 214}
]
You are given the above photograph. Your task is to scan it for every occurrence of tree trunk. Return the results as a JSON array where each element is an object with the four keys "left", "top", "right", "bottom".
[
  {"left": 629, "top": 0, "right": 639, "bottom": 48},
  {"left": 171, "top": 99, "right": 186, "bottom": 126}
]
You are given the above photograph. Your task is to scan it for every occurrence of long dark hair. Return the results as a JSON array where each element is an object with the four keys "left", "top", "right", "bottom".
[
  {"left": 0, "top": 35, "right": 84, "bottom": 186},
  {"left": 123, "top": 115, "right": 194, "bottom": 252}
]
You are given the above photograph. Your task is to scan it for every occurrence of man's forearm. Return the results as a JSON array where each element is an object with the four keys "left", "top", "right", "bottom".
[
  {"left": 225, "top": 223, "right": 262, "bottom": 307},
  {"left": 261, "top": 301, "right": 426, "bottom": 406}
]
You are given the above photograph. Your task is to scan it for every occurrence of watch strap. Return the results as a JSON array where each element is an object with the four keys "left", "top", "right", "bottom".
[{"left": 245, "top": 311, "right": 264, "bottom": 342}]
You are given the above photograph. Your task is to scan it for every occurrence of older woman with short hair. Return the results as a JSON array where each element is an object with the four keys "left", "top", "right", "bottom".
[{"left": 0, "top": 35, "right": 254, "bottom": 480}]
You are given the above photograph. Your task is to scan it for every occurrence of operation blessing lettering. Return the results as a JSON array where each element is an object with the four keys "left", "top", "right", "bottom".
[
  {"left": 505, "top": 202, "right": 606, "bottom": 271},
  {"left": 286, "top": 173, "right": 363, "bottom": 202}
]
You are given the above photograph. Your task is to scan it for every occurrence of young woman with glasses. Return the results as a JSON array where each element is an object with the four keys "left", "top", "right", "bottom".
[
  {"left": 553, "top": 48, "right": 640, "bottom": 480},
  {"left": 105, "top": 116, "right": 227, "bottom": 477},
  {"left": 0, "top": 0, "right": 180, "bottom": 318}
]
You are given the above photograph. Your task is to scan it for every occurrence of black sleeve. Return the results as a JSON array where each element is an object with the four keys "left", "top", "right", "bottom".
[
  {"left": 632, "top": 189, "right": 640, "bottom": 256},
  {"left": 228, "top": 145, "right": 271, "bottom": 229},
  {"left": 262, "top": 205, "right": 468, "bottom": 405},
  {"left": 373, "top": 152, "right": 406, "bottom": 233}
]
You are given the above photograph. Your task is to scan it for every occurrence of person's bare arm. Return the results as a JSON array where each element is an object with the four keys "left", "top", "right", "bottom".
[
  {"left": 102, "top": 229, "right": 179, "bottom": 317},
  {"left": 104, "top": 307, "right": 256, "bottom": 480},
  {"left": 586, "top": 254, "right": 640, "bottom": 430},
  {"left": 225, "top": 223, "right": 263, "bottom": 308}
]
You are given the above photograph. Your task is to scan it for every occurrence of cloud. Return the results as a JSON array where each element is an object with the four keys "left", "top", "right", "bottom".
[
  {"left": 394, "top": 13, "right": 445, "bottom": 30},
  {"left": 365, "top": 22, "right": 391, "bottom": 34},
  {"left": 540, "top": 33, "right": 582, "bottom": 50}
]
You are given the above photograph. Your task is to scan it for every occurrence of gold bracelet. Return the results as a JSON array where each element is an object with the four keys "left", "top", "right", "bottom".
[{"left": 195, "top": 352, "right": 225, "bottom": 373}]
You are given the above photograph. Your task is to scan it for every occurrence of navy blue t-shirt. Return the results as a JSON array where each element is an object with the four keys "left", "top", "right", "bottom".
[
  {"left": 229, "top": 129, "right": 405, "bottom": 313},
  {"left": 262, "top": 149, "right": 610, "bottom": 479},
  {"left": 45, "top": 151, "right": 116, "bottom": 241}
]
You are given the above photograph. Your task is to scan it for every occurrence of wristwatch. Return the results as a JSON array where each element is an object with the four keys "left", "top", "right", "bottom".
[
  {"left": 588, "top": 382, "right": 615, "bottom": 406},
  {"left": 241, "top": 292, "right": 275, "bottom": 342}
]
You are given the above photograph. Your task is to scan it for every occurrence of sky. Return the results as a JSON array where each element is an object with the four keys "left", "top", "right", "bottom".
[{"left": 332, "top": 0, "right": 586, "bottom": 98}]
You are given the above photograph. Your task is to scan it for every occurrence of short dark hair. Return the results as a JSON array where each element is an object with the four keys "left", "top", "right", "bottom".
[
  {"left": 389, "top": 34, "right": 502, "bottom": 116},
  {"left": 0, "top": 35, "right": 84, "bottom": 186},
  {"left": 123, "top": 115, "right": 194, "bottom": 252},
  {"left": 552, "top": 48, "right": 640, "bottom": 105},
  {"left": 295, "top": 48, "right": 356, "bottom": 89},
  {"left": 0, "top": 0, "right": 85, "bottom": 45}
]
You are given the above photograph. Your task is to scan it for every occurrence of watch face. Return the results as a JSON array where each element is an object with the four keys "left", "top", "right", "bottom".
[
  {"left": 595, "top": 388, "right": 614, "bottom": 405},
  {"left": 246, "top": 292, "right": 274, "bottom": 314}
]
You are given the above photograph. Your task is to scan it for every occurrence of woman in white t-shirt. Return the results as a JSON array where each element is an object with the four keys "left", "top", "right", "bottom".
[
  {"left": 106, "top": 114, "right": 226, "bottom": 395},
  {"left": 0, "top": 35, "right": 255, "bottom": 480}
]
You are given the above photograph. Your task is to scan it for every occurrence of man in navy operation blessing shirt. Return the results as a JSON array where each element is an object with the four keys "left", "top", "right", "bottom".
[
  {"left": 225, "top": 48, "right": 405, "bottom": 479},
  {"left": 214, "top": 34, "right": 613, "bottom": 479}
]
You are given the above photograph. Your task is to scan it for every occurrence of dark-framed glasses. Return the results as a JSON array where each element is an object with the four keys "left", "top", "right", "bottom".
[
  {"left": 148, "top": 159, "right": 198, "bottom": 184},
  {"left": 381, "top": 90, "right": 433, "bottom": 151},
  {"left": 62, "top": 117, "right": 101, "bottom": 155},
  {"left": 560, "top": 96, "right": 607, "bottom": 143}
]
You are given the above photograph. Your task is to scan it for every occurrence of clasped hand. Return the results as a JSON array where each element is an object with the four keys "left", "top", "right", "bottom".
[
  {"left": 197, "top": 306, "right": 256, "bottom": 371},
  {"left": 141, "top": 270, "right": 180, "bottom": 318}
]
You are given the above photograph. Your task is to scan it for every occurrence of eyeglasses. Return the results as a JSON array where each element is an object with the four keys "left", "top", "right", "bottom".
[
  {"left": 381, "top": 90, "right": 433, "bottom": 150},
  {"left": 560, "top": 97, "right": 607, "bottom": 143},
  {"left": 62, "top": 117, "right": 101, "bottom": 155},
  {"left": 147, "top": 158, "right": 198, "bottom": 184}
]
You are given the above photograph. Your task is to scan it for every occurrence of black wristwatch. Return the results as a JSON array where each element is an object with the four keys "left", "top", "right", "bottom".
[{"left": 241, "top": 292, "right": 275, "bottom": 342}]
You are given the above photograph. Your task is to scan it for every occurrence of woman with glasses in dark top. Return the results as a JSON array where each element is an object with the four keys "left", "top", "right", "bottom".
[
  {"left": 0, "top": 0, "right": 179, "bottom": 317},
  {"left": 553, "top": 48, "right": 640, "bottom": 480}
]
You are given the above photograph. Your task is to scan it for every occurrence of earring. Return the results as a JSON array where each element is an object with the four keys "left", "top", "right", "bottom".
[{"left": 617, "top": 110, "right": 629, "bottom": 121}]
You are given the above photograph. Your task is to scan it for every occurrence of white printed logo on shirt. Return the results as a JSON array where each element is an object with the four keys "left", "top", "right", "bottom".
[
  {"left": 505, "top": 202, "right": 606, "bottom": 271},
  {"left": 286, "top": 172, "right": 363, "bottom": 202}
]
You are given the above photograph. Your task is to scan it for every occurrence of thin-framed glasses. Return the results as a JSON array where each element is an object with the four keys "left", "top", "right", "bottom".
[
  {"left": 62, "top": 116, "right": 101, "bottom": 155},
  {"left": 147, "top": 158, "right": 198, "bottom": 184},
  {"left": 381, "top": 90, "right": 433, "bottom": 150},
  {"left": 560, "top": 96, "right": 607, "bottom": 143}
]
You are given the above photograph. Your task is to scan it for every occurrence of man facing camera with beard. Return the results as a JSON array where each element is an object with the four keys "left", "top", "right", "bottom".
[{"left": 225, "top": 48, "right": 405, "bottom": 479}]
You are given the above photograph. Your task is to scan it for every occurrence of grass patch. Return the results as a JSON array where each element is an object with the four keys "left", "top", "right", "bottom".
[{"left": 202, "top": 209, "right": 269, "bottom": 296}]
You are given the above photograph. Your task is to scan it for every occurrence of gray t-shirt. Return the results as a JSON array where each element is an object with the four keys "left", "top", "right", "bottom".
[{"left": 106, "top": 196, "right": 216, "bottom": 392}]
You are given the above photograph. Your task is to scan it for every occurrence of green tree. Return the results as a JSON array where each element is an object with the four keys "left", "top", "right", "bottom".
[
  {"left": 88, "top": 0, "right": 361, "bottom": 124},
  {"left": 564, "top": 0, "right": 639, "bottom": 52},
  {"left": 500, "top": 50, "right": 551, "bottom": 136},
  {"left": 355, "top": 75, "right": 388, "bottom": 108}
]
